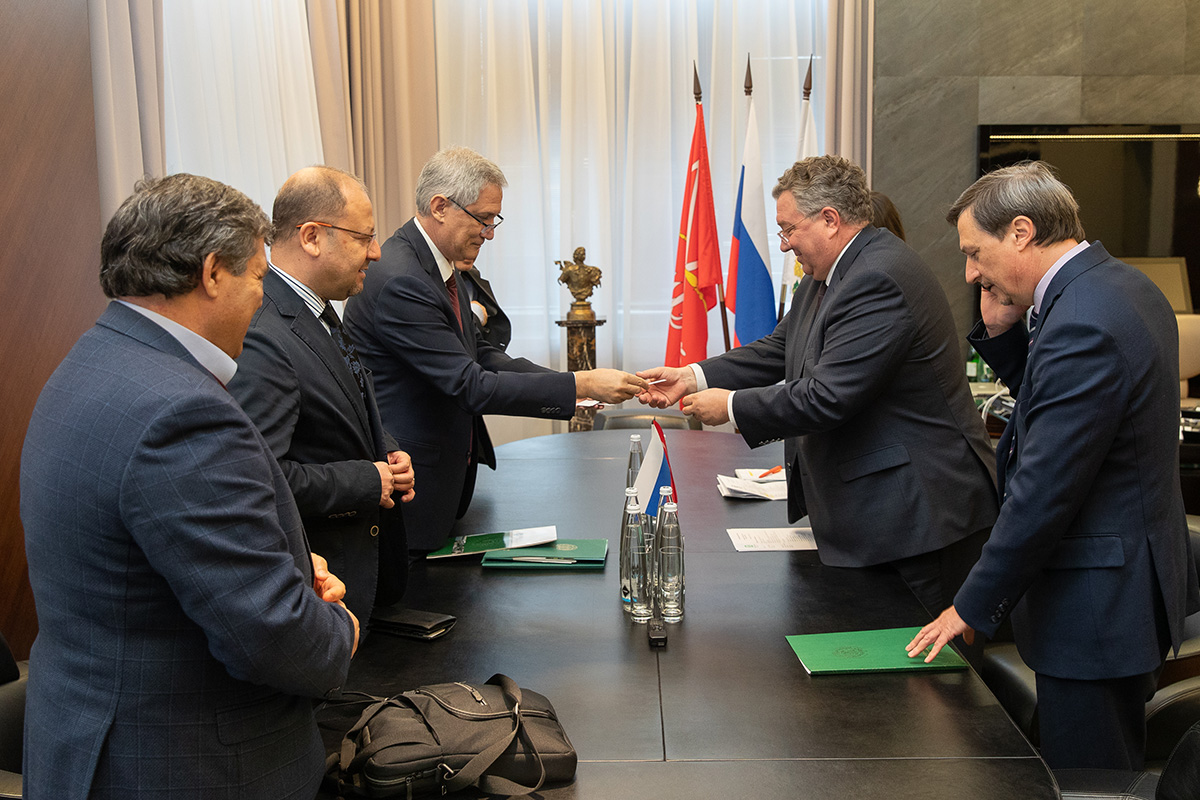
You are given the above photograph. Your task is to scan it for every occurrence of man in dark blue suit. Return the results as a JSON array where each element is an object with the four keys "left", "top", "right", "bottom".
[
  {"left": 640, "top": 156, "right": 998, "bottom": 639},
  {"left": 20, "top": 174, "right": 358, "bottom": 799},
  {"left": 344, "top": 147, "right": 648, "bottom": 551},
  {"left": 910, "top": 161, "right": 1200, "bottom": 769},
  {"left": 230, "top": 167, "right": 415, "bottom": 625}
]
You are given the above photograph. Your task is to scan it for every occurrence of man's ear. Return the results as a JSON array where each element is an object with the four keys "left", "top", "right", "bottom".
[
  {"left": 429, "top": 195, "right": 451, "bottom": 223},
  {"left": 200, "top": 252, "right": 222, "bottom": 299},
  {"left": 1010, "top": 216, "right": 1036, "bottom": 250},
  {"left": 821, "top": 206, "right": 841, "bottom": 232},
  {"left": 296, "top": 222, "right": 324, "bottom": 256}
]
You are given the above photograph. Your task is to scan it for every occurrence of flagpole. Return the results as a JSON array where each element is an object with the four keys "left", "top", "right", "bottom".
[
  {"left": 695, "top": 63, "right": 732, "bottom": 354},
  {"left": 779, "top": 55, "right": 815, "bottom": 322}
]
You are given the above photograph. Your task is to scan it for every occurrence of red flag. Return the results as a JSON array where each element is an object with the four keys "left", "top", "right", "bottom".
[{"left": 665, "top": 102, "right": 721, "bottom": 367}]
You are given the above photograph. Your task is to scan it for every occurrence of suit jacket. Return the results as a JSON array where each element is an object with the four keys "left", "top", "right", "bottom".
[
  {"left": 228, "top": 268, "right": 404, "bottom": 622},
  {"left": 20, "top": 302, "right": 354, "bottom": 800},
  {"left": 958, "top": 242, "right": 1200, "bottom": 680},
  {"left": 701, "top": 226, "right": 998, "bottom": 567},
  {"left": 462, "top": 266, "right": 512, "bottom": 351},
  {"left": 344, "top": 218, "right": 576, "bottom": 549}
]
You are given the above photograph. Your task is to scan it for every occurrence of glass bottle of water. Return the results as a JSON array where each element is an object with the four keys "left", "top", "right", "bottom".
[
  {"left": 626, "top": 434, "right": 643, "bottom": 488},
  {"left": 656, "top": 501, "right": 684, "bottom": 623},
  {"left": 618, "top": 486, "right": 639, "bottom": 612},
  {"left": 625, "top": 500, "right": 654, "bottom": 624}
]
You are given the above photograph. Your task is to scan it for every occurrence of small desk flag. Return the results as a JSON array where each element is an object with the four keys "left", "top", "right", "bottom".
[{"left": 633, "top": 421, "right": 676, "bottom": 519}]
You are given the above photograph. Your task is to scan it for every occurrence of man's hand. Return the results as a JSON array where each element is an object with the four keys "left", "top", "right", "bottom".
[
  {"left": 575, "top": 369, "right": 650, "bottom": 404},
  {"left": 375, "top": 454, "right": 414, "bottom": 508},
  {"left": 387, "top": 450, "right": 416, "bottom": 503},
  {"left": 311, "top": 553, "right": 346, "bottom": 603},
  {"left": 635, "top": 366, "right": 695, "bottom": 408},
  {"left": 681, "top": 389, "right": 731, "bottom": 426},
  {"left": 981, "top": 287, "right": 1029, "bottom": 339},
  {"left": 906, "top": 605, "right": 974, "bottom": 663}
]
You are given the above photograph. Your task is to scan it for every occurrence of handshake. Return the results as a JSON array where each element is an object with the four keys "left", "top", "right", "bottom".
[{"left": 574, "top": 365, "right": 730, "bottom": 426}]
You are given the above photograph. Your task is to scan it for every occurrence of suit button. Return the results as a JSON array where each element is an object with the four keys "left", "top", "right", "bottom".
[{"left": 370, "top": 525, "right": 379, "bottom": 537}]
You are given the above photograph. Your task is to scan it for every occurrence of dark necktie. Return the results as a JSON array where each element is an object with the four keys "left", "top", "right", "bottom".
[
  {"left": 1028, "top": 307, "right": 1039, "bottom": 332},
  {"left": 815, "top": 281, "right": 828, "bottom": 311},
  {"left": 446, "top": 272, "right": 464, "bottom": 331},
  {"left": 319, "top": 304, "right": 368, "bottom": 399}
]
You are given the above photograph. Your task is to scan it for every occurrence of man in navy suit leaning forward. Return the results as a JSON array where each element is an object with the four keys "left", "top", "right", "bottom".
[
  {"left": 21, "top": 174, "right": 358, "bottom": 799},
  {"left": 910, "top": 161, "right": 1200, "bottom": 770},
  {"left": 640, "top": 156, "right": 999, "bottom": 653}
]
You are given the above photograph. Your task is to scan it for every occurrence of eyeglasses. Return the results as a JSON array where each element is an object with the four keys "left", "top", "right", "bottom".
[
  {"left": 298, "top": 221, "right": 377, "bottom": 243},
  {"left": 447, "top": 197, "right": 503, "bottom": 234},
  {"left": 777, "top": 221, "right": 801, "bottom": 243}
]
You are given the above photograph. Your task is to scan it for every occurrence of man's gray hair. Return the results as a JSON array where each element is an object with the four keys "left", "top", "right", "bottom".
[
  {"left": 946, "top": 160, "right": 1085, "bottom": 245},
  {"left": 771, "top": 155, "right": 872, "bottom": 225},
  {"left": 272, "top": 166, "right": 369, "bottom": 244},
  {"left": 414, "top": 146, "right": 508, "bottom": 215},
  {"left": 100, "top": 173, "right": 271, "bottom": 299}
]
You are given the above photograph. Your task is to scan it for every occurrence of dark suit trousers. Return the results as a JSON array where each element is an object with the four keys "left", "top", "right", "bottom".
[
  {"left": 1036, "top": 668, "right": 1161, "bottom": 770},
  {"left": 890, "top": 527, "right": 991, "bottom": 666}
]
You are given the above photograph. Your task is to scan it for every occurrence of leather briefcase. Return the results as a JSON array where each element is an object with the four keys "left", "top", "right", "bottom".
[{"left": 330, "top": 674, "right": 577, "bottom": 797}]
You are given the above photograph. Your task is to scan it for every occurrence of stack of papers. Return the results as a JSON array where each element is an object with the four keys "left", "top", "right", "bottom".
[
  {"left": 426, "top": 526, "right": 557, "bottom": 559},
  {"left": 717, "top": 467, "right": 787, "bottom": 500}
]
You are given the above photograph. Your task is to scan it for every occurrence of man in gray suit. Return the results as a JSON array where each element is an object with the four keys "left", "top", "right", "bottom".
[
  {"left": 640, "top": 156, "right": 998, "bottom": 632},
  {"left": 21, "top": 174, "right": 357, "bottom": 799}
]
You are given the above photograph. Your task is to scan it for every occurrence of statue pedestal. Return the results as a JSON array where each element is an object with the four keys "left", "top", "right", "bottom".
[{"left": 556, "top": 315, "right": 606, "bottom": 432}]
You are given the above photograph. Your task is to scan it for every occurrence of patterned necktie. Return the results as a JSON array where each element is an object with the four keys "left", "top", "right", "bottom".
[
  {"left": 1028, "top": 307, "right": 1039, "bottom": 332},
  {"left": 446, "top": 272, "right": 464, "bottom": 331},
  {"left": 319, "top": 304, "right": 368, "bottom": 399}
]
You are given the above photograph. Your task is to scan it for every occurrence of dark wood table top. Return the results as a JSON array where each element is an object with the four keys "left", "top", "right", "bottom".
[{"left": 328, "top": 429, "right": 1058, "bottom": 799}]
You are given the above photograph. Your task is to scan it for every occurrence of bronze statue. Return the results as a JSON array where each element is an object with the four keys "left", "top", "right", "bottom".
[{"left": 556, "top": 247, "right": 602, "bottom": 303}]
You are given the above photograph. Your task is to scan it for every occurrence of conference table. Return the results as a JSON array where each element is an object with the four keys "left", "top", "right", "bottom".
[{"left": 331, "top": 429, "right": 1059, "bottom": 799}]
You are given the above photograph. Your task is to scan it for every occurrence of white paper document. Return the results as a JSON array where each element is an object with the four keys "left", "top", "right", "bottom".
[
  {"left": 717, "top": 474, "right": 788, "bottom": 500},
  {"left": 727, "top": 527, "right": 817, "bottom": 552}
]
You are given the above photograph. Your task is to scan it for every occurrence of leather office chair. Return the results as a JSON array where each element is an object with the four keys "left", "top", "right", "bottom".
[
  {"left": 1177, "top": 313, "right": 1200, "bottom": 399},
  {"left": 1057, "top": 718, "right": 1200, "bottom": 800},
  {"left": 593, "top": 408, "right": 701, "bottom": 431},
  {"left": 0, "top": 633, "right": 25, "bottom": 799}
]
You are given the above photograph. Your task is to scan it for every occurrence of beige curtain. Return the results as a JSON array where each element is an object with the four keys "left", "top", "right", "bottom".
[
  {"left": 308, "top": 0, "right": 439, "bottom": 237},
  {"left": 825, "top": 0, "right": 873, "bottom": 179},
  {"left": 89, "top": 0, "right": 166, "bottom": 225}
]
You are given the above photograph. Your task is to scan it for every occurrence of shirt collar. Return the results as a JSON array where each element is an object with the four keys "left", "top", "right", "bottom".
[
  {"left": 116, "top": 300, "right": 238, "bottom": 385},
  {"left": 1033, "top": 240, "right": 1089, "bottom": 314},
  {"left": 413, "top": 217, "right": 455, "bottom": 282},
  {"left": 270, "top": 263, "right": 327, "bottom": 319},
  {"left": 822, "top": 228, "right": 864, "bottom": 287}
]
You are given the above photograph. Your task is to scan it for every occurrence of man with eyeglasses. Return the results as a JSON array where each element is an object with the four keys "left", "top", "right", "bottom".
[
  {"left": 640, "top": 156, "right": 998, "bottom": 662},
  {"left": 230, "top": 166, "right": 415, "bottom": 625},
  {"left": 345, "top": 147, "right": 648, "bottom": 552}
]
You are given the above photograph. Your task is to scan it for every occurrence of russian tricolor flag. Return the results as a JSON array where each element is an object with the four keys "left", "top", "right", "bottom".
[
  {"left": 725, "top": 92, "right": 775, "bottom": 346},
  {"left": 633, "top": 421, "right": 676, "bottom": 519}
]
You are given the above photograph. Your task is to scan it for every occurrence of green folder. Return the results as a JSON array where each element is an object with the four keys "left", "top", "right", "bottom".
[
  {"left": 482, "top": 539, "right": 608, "bottom": 569},
  {"left": 785, "top": 626, "right": 968, "bottom": 675},
  {"left": 426, "top": 525, "right": 556, "bottom": 559}
]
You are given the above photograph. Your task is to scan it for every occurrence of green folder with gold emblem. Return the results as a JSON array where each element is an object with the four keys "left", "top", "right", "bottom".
[
  {"left": 785, "top": 626, "right": 968, "bottom": 675},
  {"left": 482, "top": 539, "right": 608, "bottom": 569}
]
